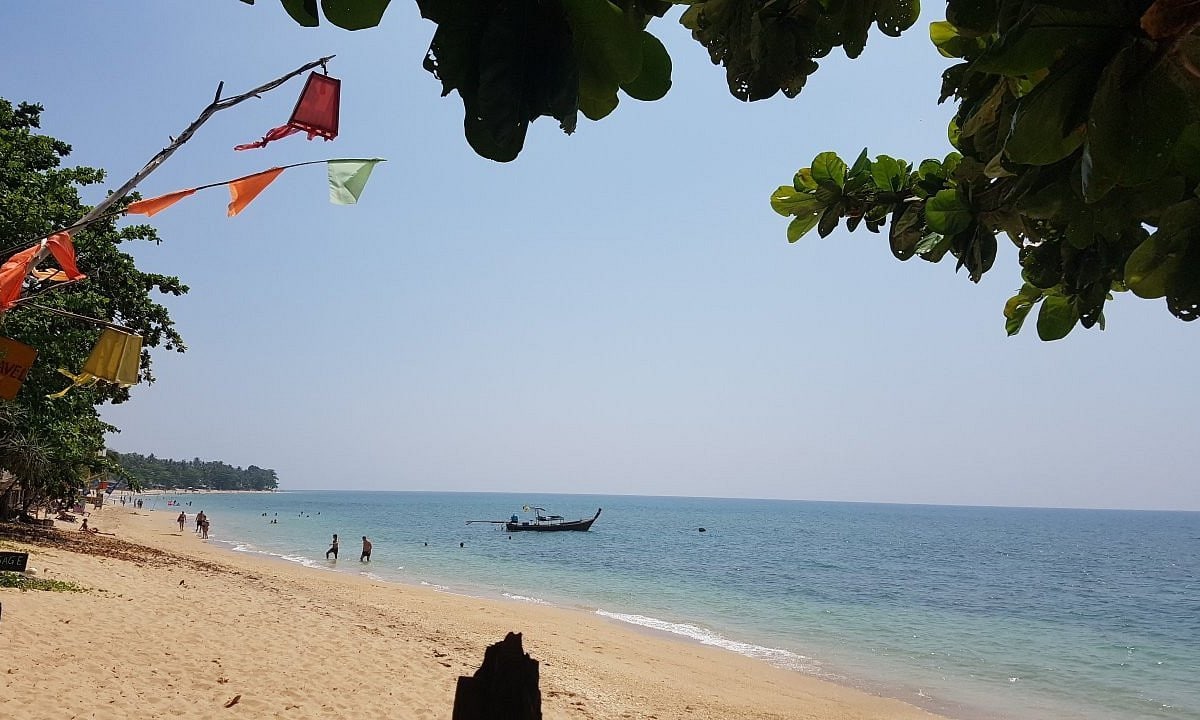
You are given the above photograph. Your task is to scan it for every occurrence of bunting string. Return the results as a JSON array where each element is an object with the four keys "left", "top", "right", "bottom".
[{"left": 0, "top": 158, "right": 382, "bottom": 315}]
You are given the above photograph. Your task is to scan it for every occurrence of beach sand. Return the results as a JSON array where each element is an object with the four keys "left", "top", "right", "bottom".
[{"left": 1, "top": 504, "right": 944, "bottom": 720}]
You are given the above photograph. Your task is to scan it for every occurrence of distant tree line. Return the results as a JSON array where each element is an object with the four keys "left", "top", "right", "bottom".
[{"left": 110, "top": 451, "right": 279, "bottom": 491}]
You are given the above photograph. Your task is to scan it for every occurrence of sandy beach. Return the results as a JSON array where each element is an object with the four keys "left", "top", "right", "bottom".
[{"left": 1, "top": 503, "right": 944, "bottom": 720}]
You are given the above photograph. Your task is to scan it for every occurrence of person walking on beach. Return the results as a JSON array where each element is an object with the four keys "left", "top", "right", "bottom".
[
  {"left": 201, "top": 516, "right": 210, "bottom": 539},
  {"left": 326, "top": 534, "right": 339, "bottom": 560},
  {"left": 360, "top": 536, "right": 372, "bottom": 562},
  {"left": 177, "top": 511, "right": 187, "bottom": 532},
  {"left": 195, "top": 511, "right": 205, "bottom": 534}
]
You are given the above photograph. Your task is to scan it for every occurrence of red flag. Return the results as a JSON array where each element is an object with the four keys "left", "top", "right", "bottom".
[
  {"left": 234, "top": 124, "right": 302, "bottom": 151},
  {"left": 227, "top": 168, "right": 285, "bottom": 216}
]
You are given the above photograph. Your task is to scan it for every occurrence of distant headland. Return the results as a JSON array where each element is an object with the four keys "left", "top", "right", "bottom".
[{"left": 108, "top": 451, "right": 279, "bottom": 492}]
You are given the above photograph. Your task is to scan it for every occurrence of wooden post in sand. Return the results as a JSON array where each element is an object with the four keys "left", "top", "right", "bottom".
[{"left": 452, "top": 632, "right": 541, "bottom": 720}]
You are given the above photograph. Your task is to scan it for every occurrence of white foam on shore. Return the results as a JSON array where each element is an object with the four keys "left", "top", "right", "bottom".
[
  {"left": 595, "top": 610, "right": 827, "bottom": 676},
  {"left": 217, "top": 537, "right": 828, "bottom": 681},
  {"left": 502, "top": 592, "right": 550, "bottom": 605},
  {"left": 222, "top": 541, "right": 336, "bottom": 572}
]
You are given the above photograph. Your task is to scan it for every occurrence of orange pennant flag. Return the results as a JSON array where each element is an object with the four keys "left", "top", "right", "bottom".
[
  {"left": 126, "top": 188, "right": 197, "bottom": 217},
  {"left": 227, "top": 168, "right": 285, "bottom": 217},
  {"left": 44, "top": 233, "right": 86, "bottom": 281}
]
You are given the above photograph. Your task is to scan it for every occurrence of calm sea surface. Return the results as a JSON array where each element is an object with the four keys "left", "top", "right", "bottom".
[{"left": 141, "top": 492, "right": 1200, "bottom": 720}]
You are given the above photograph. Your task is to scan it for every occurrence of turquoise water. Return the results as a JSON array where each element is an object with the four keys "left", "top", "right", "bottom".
[{"left": 141, "top": 492, "right": 1200, "bottom": 720}]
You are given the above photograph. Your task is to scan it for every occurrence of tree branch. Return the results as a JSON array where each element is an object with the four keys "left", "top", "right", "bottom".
[{"left": 13, "top": 55, "right": 335, "bottom": 302}]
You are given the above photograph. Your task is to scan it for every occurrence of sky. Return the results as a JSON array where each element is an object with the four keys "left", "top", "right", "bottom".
[{"left": 2, "top": 2, "right": 1197, "bottom": 510}]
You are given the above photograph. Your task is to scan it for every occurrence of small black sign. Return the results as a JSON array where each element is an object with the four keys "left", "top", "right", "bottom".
[{"left": 0, "top": 551, "right": 29, "bottom": 573}]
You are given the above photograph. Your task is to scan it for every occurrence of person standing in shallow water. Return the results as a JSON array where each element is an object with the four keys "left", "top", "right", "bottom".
[
  {"left": 326, "top": 534, "right": 339, "bottom": 560},
  {"left": 360, "top": 536, "right": 372, "bottom": 562}
]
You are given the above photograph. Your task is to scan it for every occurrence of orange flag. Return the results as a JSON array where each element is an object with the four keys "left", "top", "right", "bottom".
[
  {"left": 44, "top": 233, "right": 86, "bottom": 281},
  {"left": 127, "top": 189, "right": 197, "bottom": 217},
  {"left": 227, "top": 168, "right": 285, "bottom": 217},
  {"left": 0, "top": 245, "right": 41, "bottom": 310}
]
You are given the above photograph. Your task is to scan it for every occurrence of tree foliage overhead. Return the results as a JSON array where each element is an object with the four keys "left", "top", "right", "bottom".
[
  {"left": 257, "top": 0, "right": 1200, "bottom": 338},
  {"left": 417, "top": 0, "right": 674, "bottom": 160},
  {"left": 772, "top": 0, "right": 1200, "bottom": 339},
  {"left": 681, "top": 0, "right": 920, "bottom": 100},
  {"left": 0, "top": 99, "right": 187, "bottom": 515},
  {"left": 110, "top": 451, "right": 280, "bottom": 491}
]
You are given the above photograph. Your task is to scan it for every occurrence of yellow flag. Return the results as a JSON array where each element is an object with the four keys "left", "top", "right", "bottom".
[{"left": 49, "top": 329, "right": 142, "bottom": 398}]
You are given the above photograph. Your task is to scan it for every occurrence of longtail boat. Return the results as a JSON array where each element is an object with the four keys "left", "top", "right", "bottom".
[{"left": 467, "top": 507, "right": 602, "bottom": 532}]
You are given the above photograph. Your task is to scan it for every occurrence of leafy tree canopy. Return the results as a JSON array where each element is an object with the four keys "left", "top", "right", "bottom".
[
  {"left": 0, "top": 99, "right": 187, "bottom": 514},
  {"left": 252, "top": 0, "right": 1200, "bottom": 338}
]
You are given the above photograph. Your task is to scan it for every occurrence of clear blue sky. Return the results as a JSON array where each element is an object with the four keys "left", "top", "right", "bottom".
[{"left": 3, "top": 2, "right": 1197, "bottom": 510}]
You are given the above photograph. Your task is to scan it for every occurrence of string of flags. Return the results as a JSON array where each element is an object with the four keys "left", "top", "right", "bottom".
[
  {"left": 125, "top": 158, "right": 384, "bottom": 218},
  {"left": 0, "top": 158, "right": 383, "bottom": 312},
  {"left": 0, "top": 158, "right": 381, "bottom": 397},
  {"left": 0, "top": 63, "right": 384, "bottom": 401}
]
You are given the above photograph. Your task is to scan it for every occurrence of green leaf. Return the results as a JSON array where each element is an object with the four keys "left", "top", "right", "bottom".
[
  {"left": 1172, "top": 123, "right": 1200, "bottom": 185},
  {"left": 1003, "top": 52, "right": 1099, "bottom": 166},
  {"left": 963, "top": 224, "right": 997, "bottom": 281},
  {"left": 817, "top": 204, "right": 842, "bottom": 238},
  {"left": 578, "top": 89, "right": 619, "bottom": 121},
  {"left": 889, "top": 204, "right": 923, "bottom": 260},
  {"left": 871, "top": 154, "right": 903, "bottom": 191},
  {"left": 621, "top": 32, "right": 672, "bottom": 101},
  {"left": 1084, "top": 43, "right": 1189, "bottom": 200},
  {"left": 1003, "top": 283, "right": 1042, "bottom": 336},
  {"left": 876, "top": 0, "right": 921, "bottom": 37},
  {"left": 916, "top": 232, "right": 953, "bottom": 262},
  {"left": 563, "top": 0, "right": 643, "bottom": 84},
  {"left": 849, "top": 148, "right": 871, "bottom": 177},
  {"left": 917, "top": 158, "right": 944, "bottom": 181},
  {"left": 281, "top": 0, "right": 319, "bottom": 26},
  {"left": 811, "top": 152, "right": 847, "bottom": 189},
  {"left": 924, "top": 189, "right": 973, "bottom": 235},
  {"left": 930, "top": 21, "right": 983, "bottom": 59},
  {"left": 565, "top": 0, "right": 642, "bottom": 122},
  {"left": 321, "top": 0, "right": 390, "bottom": 30},
  {"left": 1036, "top": 294, "right": 1078, "bottom": 341},
  {"left": 770, "top": 186, "right": 822, "bottom": 217},
  {"left": 946, "top": 0, "right": 998, "bottom": 35},
  {"left": 793, "top": 168, "right": 817, "bottom": 191},
  {"left": 1125, "top": 199, "right": 1200, "bottom": 298},
  {"left": 787, "top": 212, "right": 821, "bottom": 243},
  {"left": 1166, "top": 240, "right": 1200, "bottom": 320},
  {"left": 970, "top": 6, "right": 1113, "bottom": 77}
]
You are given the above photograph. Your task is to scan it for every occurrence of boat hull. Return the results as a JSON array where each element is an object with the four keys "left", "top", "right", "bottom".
[{"left": 505, "top": 508, "right": 601, "bottom": 532}]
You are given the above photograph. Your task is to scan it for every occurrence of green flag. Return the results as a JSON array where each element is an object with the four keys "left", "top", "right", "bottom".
[{"left": 328, "top": 159, "right": 384, "bottom": 205}]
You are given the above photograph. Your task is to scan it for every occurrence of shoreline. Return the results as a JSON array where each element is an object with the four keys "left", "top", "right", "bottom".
[{"left": 2, "top": 502, "right": 947, "bottom": 720}]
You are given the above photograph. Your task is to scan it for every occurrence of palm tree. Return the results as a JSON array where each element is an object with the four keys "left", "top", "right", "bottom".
[{"left": 0, "top": 403, "right": 49, "bottom": 520}]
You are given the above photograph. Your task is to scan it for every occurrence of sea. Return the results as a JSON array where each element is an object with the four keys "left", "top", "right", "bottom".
[{"left": 139, "top": 491, "right": 1200, "bottom": 720}]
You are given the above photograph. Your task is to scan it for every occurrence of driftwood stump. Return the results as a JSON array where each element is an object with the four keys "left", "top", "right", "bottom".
[{"left": 452, "top": 632, "right": 541, "bottom": 720}]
